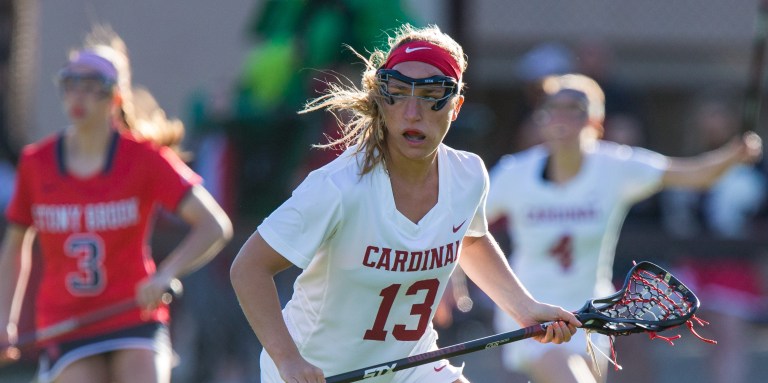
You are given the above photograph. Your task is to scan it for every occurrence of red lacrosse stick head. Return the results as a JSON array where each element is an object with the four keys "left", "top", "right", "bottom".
[{"left": 576, "top": 261, "right": 703, "bottom": 337}]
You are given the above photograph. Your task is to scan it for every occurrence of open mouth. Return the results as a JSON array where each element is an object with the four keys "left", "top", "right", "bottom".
[
  {"left": 403, "top": 130, "right": 426, "bottom": 142},
  {"left": 70, "top": 105, "right": 86, "bottom": 118}
]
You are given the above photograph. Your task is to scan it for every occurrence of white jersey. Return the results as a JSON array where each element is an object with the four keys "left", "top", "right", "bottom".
[
  {"left": 487, "top": 141, "right": 668, "bottom": 309},
  {"left": 258, "top": 144, "right": 488, "bottom": 380}
]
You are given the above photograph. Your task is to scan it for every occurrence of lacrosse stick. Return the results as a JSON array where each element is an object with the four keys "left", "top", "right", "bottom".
[
  {"left": 0, "top": 278, "right": 183, "bottom": 364},
  {"left": 325, "top": 261, "right": 714, "bottom": 383}
]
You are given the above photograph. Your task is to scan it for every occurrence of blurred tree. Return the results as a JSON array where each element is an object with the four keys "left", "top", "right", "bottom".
[{"left": 215, "top": 0, "right": 418, "bottom": 217}]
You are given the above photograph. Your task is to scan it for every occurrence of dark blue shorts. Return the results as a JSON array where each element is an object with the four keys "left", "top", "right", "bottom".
[{"left": 37, "top": 322, "right": 171, "bottom": 382}]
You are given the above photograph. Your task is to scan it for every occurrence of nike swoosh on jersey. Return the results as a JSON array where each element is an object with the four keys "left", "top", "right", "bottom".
[
  {"left": 452, "top": 220, "right": 466, "bottom": 233},
  {"left": 405, "top": 46, "right": 431, "bottom": 53},
  {"left": 434, "top": 364, "right": 448, "bottom": 372}
]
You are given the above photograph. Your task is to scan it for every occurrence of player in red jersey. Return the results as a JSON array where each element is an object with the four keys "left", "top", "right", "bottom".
[{"left": 0, "top": 26, "right": 232, "bottom": 383}]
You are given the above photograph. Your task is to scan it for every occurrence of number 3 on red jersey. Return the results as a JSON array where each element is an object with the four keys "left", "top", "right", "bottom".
[
  {"left": 364, "top": 278, "right": 440, "bottom": 341},
  {"left": 549, "top": 234, "right": 573, "bottom": 272},
  {"left": 64, "top": 233, "right": 107, "bottom": 296}
]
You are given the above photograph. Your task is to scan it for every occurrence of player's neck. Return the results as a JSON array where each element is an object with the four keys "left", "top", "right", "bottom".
[
  {"left": 68, "top": 122, "right": 114, "bottom": 155},
  {"left": 385, "top": 153, "right": 439, "bottom": 224},
  {"left": 544, "top": 148, "right": 583, "bottom": 184},
  {"left": 388, "top": 167, "right": 439, "bottom": 224},
  {"left": 385, "top": 150, "right": 438, "bottom": 185},
  {"left": 61, "top": 125, "right": 115, "bottom": 179}
]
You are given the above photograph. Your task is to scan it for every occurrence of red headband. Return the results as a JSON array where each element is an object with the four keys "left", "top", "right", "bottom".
[{"left": 382, "top": 41, "right": 462, "bottom": 81}]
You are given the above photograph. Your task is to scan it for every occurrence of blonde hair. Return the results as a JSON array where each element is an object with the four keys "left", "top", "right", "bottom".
[
  {"left": 78, "top": 25, "right": 185, "bottom": 152},
  {"left": 541, "top": 73, "right": 606, "bottom": 138},
  {"left": 300, "top": 24, "right": 467, "bottom": 176}
]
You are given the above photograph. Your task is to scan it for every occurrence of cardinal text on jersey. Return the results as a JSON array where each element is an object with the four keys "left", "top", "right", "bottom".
[{"left": 362, "top": 240, "right": 460, "bottom": 272}]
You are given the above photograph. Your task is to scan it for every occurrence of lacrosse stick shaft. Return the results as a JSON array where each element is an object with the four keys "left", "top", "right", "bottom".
[
  {"left": 2, "top": 279, "right": 182, "bottom": 349},
  {"left": 18, "top": 298, "right": 137, "bottom": 346},
  {"left": 325, "top": 324, "right": 547, "bottom": 383},
  {"left": 326, "top": 261, "right": 702, "bottom": 382}
]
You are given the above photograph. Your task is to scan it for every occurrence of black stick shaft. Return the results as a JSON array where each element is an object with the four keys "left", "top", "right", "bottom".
[
  {"left": 325, "top": 324, "right": 547, "bottom": 383},
  {"left": 4, "top": 280, "right": 182, "bottom": 349},
  {"left": 24, "top": 298, "right": 138, "bottom": 345}
]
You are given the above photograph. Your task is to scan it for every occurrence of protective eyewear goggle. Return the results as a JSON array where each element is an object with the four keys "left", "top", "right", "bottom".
[
  {"left": 376, "top": 69, "right": 460, "bottom": 111},
  {"left": 56, "top": 70, "right": 116, "bottom": 96}
]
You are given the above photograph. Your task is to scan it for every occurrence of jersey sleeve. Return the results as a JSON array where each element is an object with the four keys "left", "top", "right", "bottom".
[
  {"left": 486, "top": 159, "right": 511, "bottom": 225},
  {"left": 257, "top": 170, "right": 343, "bottom": 269},
  {"left": 618, "top": 145, "right": 669, "bottom": 202},
  {"left": 465, "top": 156, "right": 490, "bottom": 238},
  {"left": 147, "top": 146, "right": 203, "bottom": 212},
  {"left": 5, "top": 150, "right": 34, "bottom": 226}
]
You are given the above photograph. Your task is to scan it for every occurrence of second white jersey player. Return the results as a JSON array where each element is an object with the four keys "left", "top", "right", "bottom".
[
  {"left": 485, "top": 72, "right": 761, "bottom": 383},
  {"left": 487, "top": 141, "right": 668, "bottom": 307},
  {"left": 487, "top": 141, "right": 667, "bottom": 369},
  {"left": 487, "top": 141, "right": 667, "bottom": 372}
]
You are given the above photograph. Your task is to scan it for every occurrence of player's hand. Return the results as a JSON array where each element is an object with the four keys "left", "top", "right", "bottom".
[
  {"left": 515, "top": 301, "right": 580, "bottom": 344},
  {"left": 735, "top": 131, "right": 763, "bottom": 164},
  {"left": 0, "top": 345, "right": 20, "bottom": 365},
  {"left": 277, "top": 354, "right": 326, "bottom": 383},
  {"left": 0, "top": 323, "right": 20, "bottom": 365},
  {"left": 135, "top": 273, "right": 179, "bottom": 311},
  {"left": 537, "top": 320, "right": 577, "bottom": 344}
]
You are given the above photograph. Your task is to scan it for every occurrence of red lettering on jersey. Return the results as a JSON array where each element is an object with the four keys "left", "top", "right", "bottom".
[
  {"left": 526, "top": 205, "right": 598, "bottom": 223},
  {"left": 375, "top": 248, "right": 392, "bottom": 270},
  {"left": 361, "top": 241, "right": 460, "bottom": 272},
  {"left": 407, "top": 251, "right": 423, "bottom": 272},
  {"left": 363, "top": 246, "right": 379, "bottom": 267},
  {"left": 393, "top": 251, "right": 408, "bottom": 272},
  {"left": 429, "top": 247, "right": 444, "bottom": 269},
  {"left": 445, "top": 242, "right": 455, "bottom": 264}
]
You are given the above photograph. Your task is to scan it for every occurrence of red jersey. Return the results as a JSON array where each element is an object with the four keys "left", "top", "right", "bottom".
[{"left": 5, "top": 129, "right": 201, "bottom": 343}]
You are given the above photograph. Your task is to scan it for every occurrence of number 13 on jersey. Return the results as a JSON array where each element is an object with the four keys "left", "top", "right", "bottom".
[{"left": 364, "top": 278, "right": 440, "bottom": 342}]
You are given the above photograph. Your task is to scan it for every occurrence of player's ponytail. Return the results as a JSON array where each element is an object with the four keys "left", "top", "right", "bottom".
[{"left": 80, "top": 25, "right": 186, "bottom": 154}]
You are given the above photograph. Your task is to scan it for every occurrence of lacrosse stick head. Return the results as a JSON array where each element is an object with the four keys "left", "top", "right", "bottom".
[{"left": 576, "top": 261, "right": 700, "bottom": 337}]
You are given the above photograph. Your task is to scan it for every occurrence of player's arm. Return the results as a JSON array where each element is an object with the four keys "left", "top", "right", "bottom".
[
  {"left": 137, "top": 185, "right": 232, "bottom": 308},
  {"left": 230, "top": 231, "right": 325, "bottom": 382},
  {"left": 458, "top": 232, "right": 579, "bottom": 344},
  {"left": 662, "top": 132, "right": 762, "bottom": 189},
  {"left": 0, "top": 224, "right": 35, "bottom": 352}
]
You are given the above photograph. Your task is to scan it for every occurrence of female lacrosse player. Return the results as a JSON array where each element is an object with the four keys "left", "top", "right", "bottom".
[
  {"left": 487, "top": 74, "right": 762, "bottom": 383},
  {"left": 231, "top": 23, "right": 581, "bottom": 383},
  {"left": 0, "top": 26, "right": 232, "bottom": 383}
]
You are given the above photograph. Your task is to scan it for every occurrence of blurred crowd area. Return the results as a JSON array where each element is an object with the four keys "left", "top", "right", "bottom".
[{"left": 2, "top": 1, "right": 768, "bottom": 382}]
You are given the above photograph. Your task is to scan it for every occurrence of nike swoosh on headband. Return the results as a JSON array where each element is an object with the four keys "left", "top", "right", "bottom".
[{"left": 405, "top": 46, "right": 431, "bottom": 53}]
